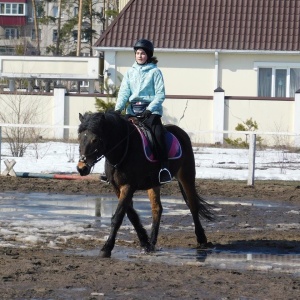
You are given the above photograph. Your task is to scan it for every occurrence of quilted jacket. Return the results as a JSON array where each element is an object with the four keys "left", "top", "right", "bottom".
[{"left": 115, "top": 61, "right": 165, "bottom": 116}]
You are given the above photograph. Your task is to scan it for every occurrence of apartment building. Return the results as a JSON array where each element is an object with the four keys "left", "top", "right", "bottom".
[{"left": 0, "top": 0, "right": 104, "bottom": 56}]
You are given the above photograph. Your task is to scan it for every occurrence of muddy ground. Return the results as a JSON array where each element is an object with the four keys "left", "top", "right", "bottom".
[{"left": 0, "top": 176, "right": 299, "bottom": 299}]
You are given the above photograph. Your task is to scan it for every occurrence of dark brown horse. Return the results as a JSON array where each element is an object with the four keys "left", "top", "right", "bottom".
[{"left": 77, "top": 112, "right": 214, "bottom": 258}]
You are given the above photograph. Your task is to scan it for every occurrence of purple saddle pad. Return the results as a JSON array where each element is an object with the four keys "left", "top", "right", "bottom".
[{"left": 135, "top": 125, "right": 182, "bottom": 162}]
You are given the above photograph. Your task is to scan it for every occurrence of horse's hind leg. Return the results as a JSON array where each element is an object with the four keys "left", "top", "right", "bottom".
[
  {"left": 148, "top": 187, "right": 162, "bottom": 249},
  {"left": 177, "top": 176, "right": 211, "bottom": 247}
]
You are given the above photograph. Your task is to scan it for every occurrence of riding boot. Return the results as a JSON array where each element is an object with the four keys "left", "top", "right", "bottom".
[{"left": 159, "top": 161, "right": 172, "bottom": 184}]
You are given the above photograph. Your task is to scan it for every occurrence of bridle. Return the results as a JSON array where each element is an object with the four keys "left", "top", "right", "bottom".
[
  {"left": 78, "top": 148, "right": 103, "bottom": 169},
  {"left": 79, "top": 119, "right": 132, "bottom": 169}
]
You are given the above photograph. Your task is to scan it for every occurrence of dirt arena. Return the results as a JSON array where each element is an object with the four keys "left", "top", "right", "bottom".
[{"left": 0, "top": 176, "right": 299, "bottom": 299}]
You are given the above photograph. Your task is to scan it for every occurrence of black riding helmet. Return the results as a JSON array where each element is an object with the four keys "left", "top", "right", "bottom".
[{"left": 133, "top": 39, "right": 154, "bottom": 59}]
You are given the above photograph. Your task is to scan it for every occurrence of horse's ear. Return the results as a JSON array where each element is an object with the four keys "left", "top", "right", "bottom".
[{"left": 79, "top": 113, "right": 84, "bottom": 123}]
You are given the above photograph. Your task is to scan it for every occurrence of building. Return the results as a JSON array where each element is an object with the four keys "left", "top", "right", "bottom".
[
  {"left": 1, "top": 0, "right": 300, "bottom": 145},
  {"left": 92, "top": 0, "right": 300, "bottom": 144},
  {"left": 94, "top": 0, "right": 300, "bottom": 99},
  {"left": 0, "top": 0, "right": 105, "bottom": 56}
]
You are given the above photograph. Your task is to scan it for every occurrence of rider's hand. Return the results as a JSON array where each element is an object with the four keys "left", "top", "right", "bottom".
[
  {"left": 114, "top": 109, "right": 122, "bottom": 115},
  {"left": 141, "top": 110, "right": 152, "bottom": 119}
]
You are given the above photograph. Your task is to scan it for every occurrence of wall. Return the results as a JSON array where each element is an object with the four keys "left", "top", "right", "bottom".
[
  {"left": 66, "top": 94, "right": 99, "bottom": 139},
  {"left": 219, "top": 53, "right": 300, "bottom": 96},
  {"left": 0, "top": 92, "right": 54, "bottom": 139},
  {"left": 163, "top": 97, "right": 213, "bottom": 144},
  {"left": 0, "top": 90, "right": 299, "bottom": 146},
  {"left": 0, "top": 56, "right": 99, "bottom": 80},
  {"left": 115, "top": 52, "right": 216, "bottom": 96},
  {"left": 107, "top": 50, "right": 300, "bottom": 99}
]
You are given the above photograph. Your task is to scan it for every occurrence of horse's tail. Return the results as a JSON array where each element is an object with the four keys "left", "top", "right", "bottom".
[{"left": 178, "top": 182, "right": 215, "bottom": 221}]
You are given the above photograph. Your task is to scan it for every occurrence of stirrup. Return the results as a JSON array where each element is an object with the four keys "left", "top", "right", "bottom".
[
  {"left": 159, "top": 168, "right": 172, "bottom": 184},
  {"left": 100, "top": 174, "right": 108, "bottom": 182}
]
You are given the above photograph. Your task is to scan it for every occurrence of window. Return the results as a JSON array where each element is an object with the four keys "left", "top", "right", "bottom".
[
  {"left": 74, "top": 6, "right": 78, "bottom": 16},
  {"left": 5, "top": 28, "right": 18, "bottom": 39},
  {"left": 0, "top": 3, "right": 26, "bottom": 15},
  {"left": 290, "top": 69, "right": 300, "bottom": 95},
  {"left": 52, "top": 5, "right": 58, "bottom": 18},
  {"left": 18, "top": 4, "right": 24, "bottom": 14},
  {"left": 72, "top": 30, "right": 89, "bottom": 43},
  {"left": 35, "top": 1, "right": 44, "bottom": 18},
  {"left": 53, "top": 29, "right": 58, "bottom": 42},
  {"left": 258, "top": 68, "right": 272, "bottom": 97},
  {"left": 31, "top": 29, "right": 41, "bottom": 41},
  {"left": 80, "top": 80, "right": 89, "bottom": 87},
  {"left": 12, "top": 4, "right": 17, "bottom": 14},
  {"left": 72, "top": 30, "right": 78, "bottom": 41},
  {"left": 0, "top": 47, "right": 14, "bottom": 54},
  {"left": 275, "top": 69, "right": 287, "bottom": 97},
  {"left": 256, "top": 63, "right": 300, "bottom": 97}
]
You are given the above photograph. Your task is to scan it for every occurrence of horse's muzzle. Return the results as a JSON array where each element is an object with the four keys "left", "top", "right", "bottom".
[{"left": 77, "top": 161, "right": 91, "bottom": 176}]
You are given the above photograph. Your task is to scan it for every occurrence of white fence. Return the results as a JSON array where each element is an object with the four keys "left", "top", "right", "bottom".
[{"left": 1, "top": 124, "right": 300, "bottom": 185}]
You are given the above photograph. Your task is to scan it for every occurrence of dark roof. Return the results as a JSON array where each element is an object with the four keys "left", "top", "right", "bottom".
[{"left": 95, "top": 0, "right": 300, "bottom": 51}]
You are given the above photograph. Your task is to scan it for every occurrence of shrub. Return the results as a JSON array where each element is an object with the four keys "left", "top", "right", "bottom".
[{"left": 225, "top": 118, "right": 263, "bottom": 148}]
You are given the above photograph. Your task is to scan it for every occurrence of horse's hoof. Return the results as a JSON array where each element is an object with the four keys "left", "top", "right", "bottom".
[
  {"left": 141, "top": 244, "right": 155, "bottom": 254},
  {"left": 99, "top": 250, "right": 111, "bottom": 258},
  {"left": 197, "top": 242, "right": 214, "bottom": 249},
  {"left": 141, "top": 249, "right": 153, "bottom": 255}
]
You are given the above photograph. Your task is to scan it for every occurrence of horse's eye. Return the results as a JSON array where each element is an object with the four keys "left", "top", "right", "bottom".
[{"left": 91, "top": 138, "right": 98, "bottom": 144}]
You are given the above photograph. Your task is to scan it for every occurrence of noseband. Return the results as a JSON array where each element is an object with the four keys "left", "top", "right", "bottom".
[{"left": 79, "top": 149, "right": 104, "bottom": 168}]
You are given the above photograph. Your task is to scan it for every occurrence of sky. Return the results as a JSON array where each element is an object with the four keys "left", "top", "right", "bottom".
[{"left": 1, "top": 141, "right": 300, "bottom": 181}]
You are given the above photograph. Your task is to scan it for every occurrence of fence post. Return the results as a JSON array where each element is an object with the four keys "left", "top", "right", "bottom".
[
  {"left": 247, "top": 133, "right": 256, "bottom": 186},
  {"left": 213, "top": 87, "right": 225, "bottom": 144},
  {"left": 294, "top": 89, "right": 300, "bottom": 147},
  {"left": 53, "top": 84, "right": 66, "bottom": 139},
  {"left": 0, "top": 126, "right": 1, "bottom": 174}
]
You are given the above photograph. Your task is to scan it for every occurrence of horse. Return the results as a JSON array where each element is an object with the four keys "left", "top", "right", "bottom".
[{"left": 77, "top": 112, "right": 214, "bottom": 258}]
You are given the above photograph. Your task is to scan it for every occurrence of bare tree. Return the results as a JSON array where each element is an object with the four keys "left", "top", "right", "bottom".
[
  {"left": 76, "top": 0, "right": 83, "bottom": 56},
  {"left": 0, "top": 93, "right": 48, "bottom": 157},
  {"left": 55, "top": 0, "right": 63, "bottom": 55},
  {"left": 32, "top": 0, "right": 41, "bottom": 55}
]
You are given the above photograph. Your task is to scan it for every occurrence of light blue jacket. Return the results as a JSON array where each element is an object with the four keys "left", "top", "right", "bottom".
[{"left": 115, "top": 61, "right": 165, "bottom": 116}]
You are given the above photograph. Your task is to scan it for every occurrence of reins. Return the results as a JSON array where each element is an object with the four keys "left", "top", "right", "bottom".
[{"left": 84, "top": 115, "right": 147, "bottom": 169}]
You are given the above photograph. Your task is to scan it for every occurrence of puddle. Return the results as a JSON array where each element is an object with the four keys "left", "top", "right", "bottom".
[
  {"left": 0, "top": 192, "right": 299, "bottom": 276},
  {"left": 209, "top": 197, "right": 296, "bottom": 208},
  {"left": 0, "top": 192, "right": 189, "bottom": 248},
  {"left": 69, "top": 245, "right": 300, "bottom": 277}
]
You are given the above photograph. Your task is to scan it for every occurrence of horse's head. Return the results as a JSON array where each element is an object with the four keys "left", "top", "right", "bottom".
[{"left": 77, "top": 112, "right": 105, "bottom": 176}]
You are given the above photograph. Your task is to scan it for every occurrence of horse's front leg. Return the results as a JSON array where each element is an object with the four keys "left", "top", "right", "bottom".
[
  {"left": 100, "top": 185, "right": 133, "bottom": 258},
  {"left": 148, "top": 187, "right": 162, "bottom": 250},
  {"left": 126, "top": 203, "right": 152, "bottom": 252}
]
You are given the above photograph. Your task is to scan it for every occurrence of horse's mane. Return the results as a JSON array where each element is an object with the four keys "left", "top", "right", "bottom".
[{"left": 78, "top": 112, "right": 125, "bottom": 135}]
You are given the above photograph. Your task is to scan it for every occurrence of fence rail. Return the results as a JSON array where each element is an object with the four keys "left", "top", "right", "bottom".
[{"left": 0, "top": 124, "right": 300, "bottom": 185}]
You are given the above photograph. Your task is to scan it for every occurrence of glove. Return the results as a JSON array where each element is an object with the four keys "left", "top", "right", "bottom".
[
  {"left": 114, "top": 109, "right": 122, "bottom": 115},
  {"left": 141, "top": 110, "right": 152, "bottom": 119}
]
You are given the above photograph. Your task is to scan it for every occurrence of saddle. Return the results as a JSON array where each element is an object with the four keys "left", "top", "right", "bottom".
[{"left": 129, "top": 118, "right": 182, "bottom": 162}]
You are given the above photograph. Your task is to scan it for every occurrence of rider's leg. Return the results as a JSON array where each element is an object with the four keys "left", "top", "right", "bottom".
[{"left": 149, "top": 116, "right": 172, "bottom": 184}]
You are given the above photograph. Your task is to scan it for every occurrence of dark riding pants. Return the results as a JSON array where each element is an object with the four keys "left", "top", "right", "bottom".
[{"left": 142, "top": 114, "right": 168, "bottom": 163}]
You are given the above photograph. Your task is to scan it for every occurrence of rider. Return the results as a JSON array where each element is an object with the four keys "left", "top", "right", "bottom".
[{"left": 114, "top": 38, "right": 172, "bottom": 184}]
